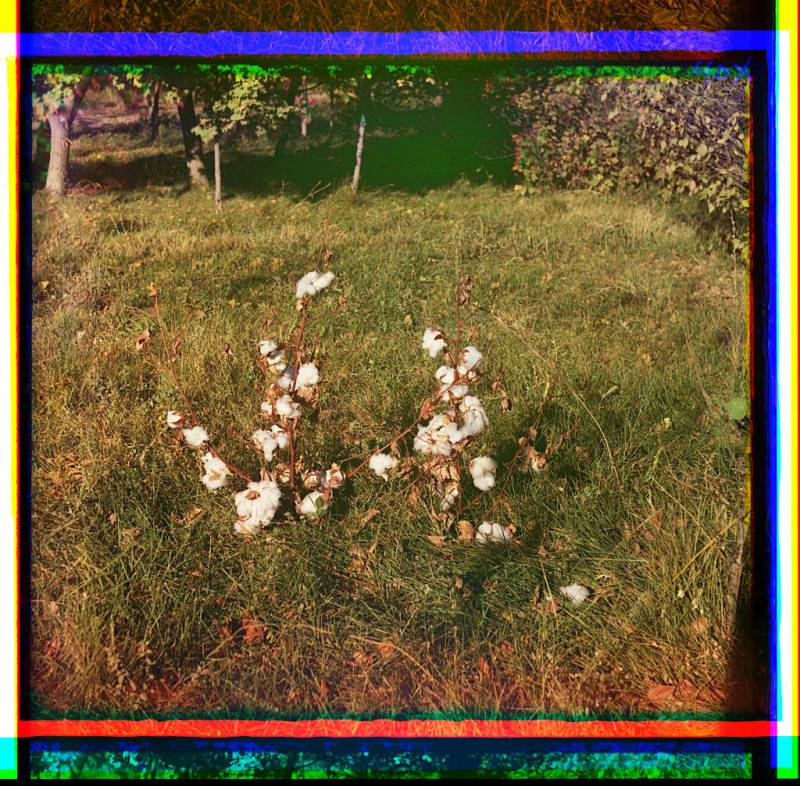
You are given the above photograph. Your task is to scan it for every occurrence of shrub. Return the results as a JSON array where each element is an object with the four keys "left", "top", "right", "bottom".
[{"left": 504, "top": 71, "right": 749, "bottom": 237}]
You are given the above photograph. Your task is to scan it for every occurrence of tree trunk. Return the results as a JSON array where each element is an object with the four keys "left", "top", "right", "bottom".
[
  {"left": 43, "top": 78, "right": 91, "bottom": 197},
  {"left": 149, "top": 79, "right": 161, "bottom": 144},
  {"left": 351, "top": 113, "right": 366, "bottom": 194},
  {"left": 214, "top": 140, "right": 222, "bottom": 211},
  {"left": 273, "top": 74, "right": 301, "bottom": 159},
  {"left": 45, "top": 111, "right": 69, "bottom": 197},
  {"left": 299, "top": 76, "right": 308, "bottom": 139},
  {"left": 177, "top": 89, "right": 208, "bottom": 188}
]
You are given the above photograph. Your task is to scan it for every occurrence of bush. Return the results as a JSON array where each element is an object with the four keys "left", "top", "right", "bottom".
[{"left": 505, "top": 71, "right": 749, "bottom": 237}]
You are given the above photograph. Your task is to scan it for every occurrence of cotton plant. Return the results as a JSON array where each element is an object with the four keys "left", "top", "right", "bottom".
[
  {"left": 158, "top": 261, "right": 343, "bottom": 535},
  {"left": 361, "top": 275, "right": 522, "bottom": 544},
  {"left": 411, "top": 278, "right": 497, "bottom": 516}
]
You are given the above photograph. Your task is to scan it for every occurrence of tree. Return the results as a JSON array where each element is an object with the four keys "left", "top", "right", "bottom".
[
  {"left": 31, "top": 66, "right": 96, "bottom": 197},
  {"left": 190, "top": 64, "right": 299, "bottom": 206},
  {"left": 176, "top": 87, "right": 208, "bottom": 188}
]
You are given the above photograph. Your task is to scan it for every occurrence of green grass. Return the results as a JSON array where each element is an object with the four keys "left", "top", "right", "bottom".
[{"left": 30, "top": 129, "right": 750, "bottom": 718}]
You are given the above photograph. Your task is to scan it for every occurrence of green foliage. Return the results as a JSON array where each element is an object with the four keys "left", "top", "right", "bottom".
[
  {"left": 191, "top": 67, "right": 296, "bottom": 143},
  {"left": 505, "top": 73, "right": 749, "bottom": 236}
]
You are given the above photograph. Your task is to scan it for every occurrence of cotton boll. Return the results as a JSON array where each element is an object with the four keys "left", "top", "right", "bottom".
[
  {"left": 182, "top": 425, "right": 210, "bottom": 449},
  {"left": 559, "top": 583, "right": 591, "bottom": 605},
  {"left": 271, "top": 424, "right": 289, "bottom": 449},
  {"left": 275, "top": 394, "right": 302, "bottom": 419},
  {"left": 440, "top": 381, "right": 470, "bottom": 402},
  {"left": 234, "top": 478, "right": 282, "bottom": 534},
  {"left": 469, "top": 456, "right": 497, "bottom": 491},
  {"left": 435, "top": 366, "right": 455, "bottom": 386},
  {"left": 166, "top": 410, "right": 185, "bottom": 429},
  {"left": 298, "top": 491, "right": 328, "bottom": 518},
  {"left": 296, "top": 362, "right": 320, "bottom": 388},
  {"left": 443, "top": 421, "right": 464, "bottom": 445},
  {"left": 277, "top": 367, "right": 295, "bottom": 391},
  {"left": 200, "top": 452, "right": 230, "bottom": 491},
  {"left": 369, "top": 452, "right": 396, "bottom": 481},
  {"left": 278, "top": 362, "right": 318, "bottom": 391},
  {"left": 459, "top": 395, "right": 489, "bottom": 437},
  {"left": 269, "top": 356, "right": 287, "bottom": 373},
  {"left": 413, "top": 425, "right": 438, "bottom": 455},
  {"left": 422, "top": 327, "right": 446, "bottom": 359},
  {"left": 252, "top": 425, "right": 289, "bottom": 462},
  {"left": 322, "top": 464, "right": 345, "bottom": 490},
  {"left": 261, "top": 400, "right": 275, "bottom": 417},
  {"left": 317, "top": 270, "right": 335, "bottom": 288},
  {"left": 434, "top": 365, "right": 469, "bottom": 402},
  {"left": 472, "top": 471, "right": 495, "bottom": 492},
  {"left": 260, "top": 346, "right": 288, "bottom": 377},
  {"left": 414, "top": 414, "right": 460, "bottom": 456},
  {"left": 475, "top": 521, "right": 513, "bottom": 544},
  {"left": 296, "top": 270, "right": 335, "bottom": 299},
  {"left": 234, "top": 517, "right": 261, "bottom": 536},
  {"left": 460, "top": 346, "right": 483, "bottom": 371},
  {"left": 295, "top": 271, "right": 319, "bottom": 299}
]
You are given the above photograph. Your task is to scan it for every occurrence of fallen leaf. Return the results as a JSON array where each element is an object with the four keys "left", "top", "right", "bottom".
[
  {"left": 134, "top": 327, "right": 150, "bottom": 351},
  {"left": 242, "top": 612, "right": 265, "bottom": 645},
  {"left": 184, "top": 507, "right": 205, "bottom": 524},
  {"left": 108, "top": 511, "right": 117, "bottom": 525},
  {"left": 647, "top": 684, "right": 676, "bottom": 705},
  {"left": 457, "top": 520, "right": 474, "bottom": 541},
  {"left": 360, "top": 508, "right": 380, "bottom": 526},
  {"left": 427, "top": 535, "right": 446, "bottom": 548},
  {"left": 675, "top": 679, "right": 700, "bottom": 701},
  {"left": 418, "top": 398, "right": 436, "bottom": 421},
  {"left": 377, "top": 639, "right": 394, "bottom": 657}
]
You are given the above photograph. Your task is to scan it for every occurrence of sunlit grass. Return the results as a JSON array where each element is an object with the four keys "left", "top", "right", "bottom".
[{"left": 30, "top": 139, "right": 749, "bottom": 717}]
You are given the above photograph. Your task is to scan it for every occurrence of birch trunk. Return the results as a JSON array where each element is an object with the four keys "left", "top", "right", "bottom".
[
  {"left": 351, "top": 114, "right": 366, "bottom": 194},
  {"left": 214, "top": 140, "right": 222, "bottom": 211},
  {"left": 299, "top": 76, "right": 308, "bottom": 139}
]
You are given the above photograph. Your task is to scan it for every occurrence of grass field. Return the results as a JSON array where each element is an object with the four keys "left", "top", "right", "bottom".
[{"left": 29, "top": 119, "right": 751, "bottom": 718}]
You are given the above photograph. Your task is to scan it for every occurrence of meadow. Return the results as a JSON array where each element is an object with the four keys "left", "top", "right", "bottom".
[{"left": 29, "top": 106, "right": 751, "bottom": 718}]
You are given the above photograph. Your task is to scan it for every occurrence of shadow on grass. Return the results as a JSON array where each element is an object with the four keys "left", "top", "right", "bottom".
[{"left": 62, "top": 110, "right": 514, "bottom": 198}]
